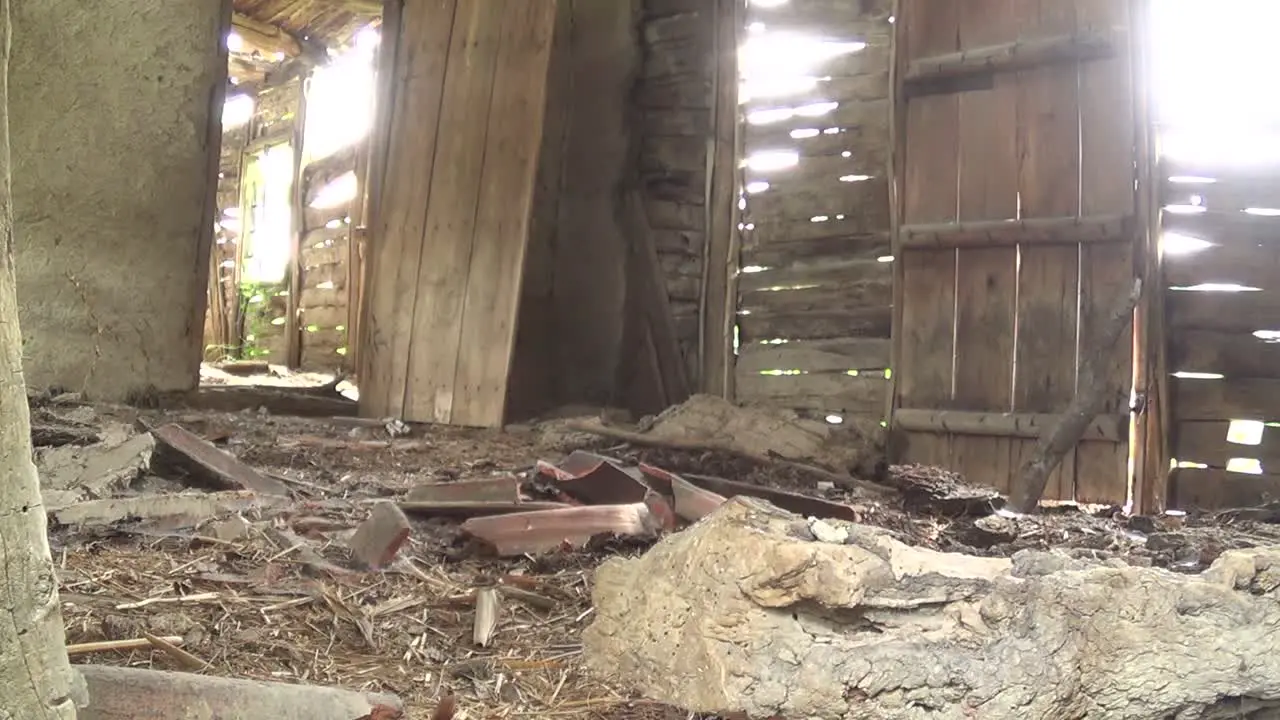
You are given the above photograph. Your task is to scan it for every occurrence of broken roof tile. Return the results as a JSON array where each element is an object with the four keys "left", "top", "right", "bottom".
[
  {"left": 640, "top": 464, "right": 864, "bottom": 523},
  {"left": 537, "top": 451, "right": 653, "bottom": 506},
  {"left": 461, "top": 503, "right": 660, "bottom": 557}
]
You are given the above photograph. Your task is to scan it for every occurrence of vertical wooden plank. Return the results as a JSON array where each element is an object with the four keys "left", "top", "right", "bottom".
[
  {"left": 450, "top": 0, "right": 557, "bottom": 427},
  {"left": 402, "top": 0, "right": 502, "bottom": 423},
  {"left": 700, "top": 0, "right": 740, "bottom": 399},
  {"left": 1076, "top": 0, "right": 1137, "bottom": 506},
  {"left": 1013, "top": 1, "right": 1081, "bottom": 415},
  {"left": 896, "top": 0, "right": 959, "bottom": 464},
  {"left": 949, "top": 0, "right": 1020, "bottom": 489},
  {"left": 359, "top": 0, "right": 457, "bottom": 418}
]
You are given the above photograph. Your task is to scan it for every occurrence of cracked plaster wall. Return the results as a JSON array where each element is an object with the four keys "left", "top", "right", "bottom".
[{"left": 9, "top": 2, "right": 226, "bottom": 400}]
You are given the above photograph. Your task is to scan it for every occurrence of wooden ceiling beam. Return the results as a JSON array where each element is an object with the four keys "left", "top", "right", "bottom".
[{"left": 232, "top": 12, "right": 302, "bottom": 58}]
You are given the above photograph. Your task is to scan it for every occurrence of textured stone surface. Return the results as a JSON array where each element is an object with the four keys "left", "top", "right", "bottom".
[
  {"left": 11, "top": 2, "right": 224, "bottom": 399},
  {"left": 584, "top": 497, "right": 1280, "bottom": 719}
]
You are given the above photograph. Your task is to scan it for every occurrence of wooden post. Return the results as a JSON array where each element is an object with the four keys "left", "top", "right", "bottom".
[
  {"left": 885, "top": 0, "right": 906, "bottom": 439},
  {"left": 699, "top": 0, "right": 742, "bottom": 399},
  {"left": 0, "top": 0, "right": 81, "bottom": 714},
  {"left": 284, "top": 77, "right": 309, "bottom": 369}
]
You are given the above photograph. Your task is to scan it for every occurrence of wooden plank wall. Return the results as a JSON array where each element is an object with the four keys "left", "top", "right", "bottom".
[
  {"left": 637, "top": 0, "right": 718, "bottom": 387},
  {"left": 892, "top": 0, "right": 1138, "bottom": 504},
  {"left": 206, "top": 113, "right": 249, "bottom": 360},
  {"left": 733, "top": 0, "right": 894, "bottom": 424},
  {"left": 1164, "top": 158, "right": 1280, "bottom": 507},
  {"left": 360, "top": 0, "right": 557, "bottom": 428},
  {"left": 297, "top": 146, "right": 359, "bottom": 371}
]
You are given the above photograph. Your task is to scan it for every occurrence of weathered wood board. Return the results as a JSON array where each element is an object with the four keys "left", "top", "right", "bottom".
[
  {"left": 890, "top": 0, "right": 1139, "bottom": 504},
  {"left": 360, "top": 0, "right": 557, "bottom": 427}
]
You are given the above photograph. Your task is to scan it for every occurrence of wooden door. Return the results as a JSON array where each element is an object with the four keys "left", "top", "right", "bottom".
[{"left": 891, "top": 0, "right": 1140, "bottom": 504}]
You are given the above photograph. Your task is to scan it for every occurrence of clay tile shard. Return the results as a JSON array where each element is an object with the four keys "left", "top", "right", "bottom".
[
  {"left": 398, "top": 501, "right": 572, "bottom": 519},
  {"left": 640, "top": 464, "right": 863, "bottom": 523},
  {"left": 349, "top": 501, "right": 412, "bottom": 569},
  {"left": 539, "top": 451, "right": 654, "bottom": 506},
  {"left": 151, "top": 423, "right": 291, "bottom": 497},
  {"left": 404, "top": 475, "right": 520, "bottom": 504},
  {"left": 637, "top": 465, "right": 726, "bottom": 522},
  {"left": 461, "top": 503, "right": 660, "bottom": 557}
]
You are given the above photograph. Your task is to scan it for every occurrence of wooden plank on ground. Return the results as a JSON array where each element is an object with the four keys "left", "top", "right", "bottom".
[
  {"left": 1171, "top": 329, "right": 1280, "bottom": 378},
  {"left": 734, "top": 371, "right": 889, "bottom": 415},
  {"left": 1176, "top": 420, "right": 1280, "bottom": 468},
  {"left": 450, "top": 0, "right": 557, "bottom": 427},
  {"left": 359, "top": 0, "right": 457, "bottom": 417},
  {"left": 152, "top": 424, "right": 291, "bottom": 497},
  {"left": 1174, "top": 378, "right": 1280, "bottom": 422},
  {"left": 1170, "top": 468, "right": 1280, "bottom": 510},
  {"left": 403, "top": 0, "right": 502, "bottom": 423}
]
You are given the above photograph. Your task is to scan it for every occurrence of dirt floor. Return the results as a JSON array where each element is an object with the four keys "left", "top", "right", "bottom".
[{"left": 35, "top": 373, "right": 1280, "bottom": 719}]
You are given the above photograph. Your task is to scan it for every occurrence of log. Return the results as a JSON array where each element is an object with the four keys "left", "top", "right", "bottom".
[
  {"left": 900, "top": 214, "right": 1130, "bottom": 250},
  {"left": 74, "top": 664, "right": 402, "bottom": 720},
  {"left": 905, "top": 30, "right": 1121, "bottom": 84},
  {"left": 583, "top": 497, "right": 1280, "bottom": 719},
  {"left": 1009, "top": 278, "right": 1141, "bottom": 512}
]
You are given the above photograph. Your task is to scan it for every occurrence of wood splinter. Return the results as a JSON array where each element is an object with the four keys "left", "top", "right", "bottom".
[{"left": 1010, "top": 278, "right": 1142, "bottom": 513}]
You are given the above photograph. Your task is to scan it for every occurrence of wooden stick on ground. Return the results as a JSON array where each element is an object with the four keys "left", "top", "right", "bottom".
[
  {"left": 1009, "top": 278, "right": 1142, "bottom": 513},
  {"left": 565, "top": 419, "right": 898, "bottom": 501},
  {"left": 66, "top": 637, "right": 184, "bottom": 657}
]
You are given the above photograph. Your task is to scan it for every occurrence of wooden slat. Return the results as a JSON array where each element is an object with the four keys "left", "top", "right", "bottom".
[
  {"left": 745, "top": 177, "right": 890, "bottom": 225},
  {"left": 736, "top": 305, "right": 891, "bottom": 343},
  {"left": 1167, "top": 289, "right": 1280, "bottom": 333},
  {"left": 1163, "top": 210, "right": 1280, "bottom": 244},
  {"left": 737, "top": 257, "right": 889, "bottom": 293},
  {"left": 1176, "top": 420, "right": 1280, "bottom": 468},
  {"left": 747, "top": 213, "right": 887, "bottom": 244},
  {"left": 1164, "top": 241, "right": 1280, "bottom": 289},
  {"left": 736, "top": 337, "right": 891, "bottom": 373},
  {"left": 905, "top": 30, "right": 1121, "bottom": 84},
  {"left": 745, "top": 98, "right": 889, "bottom": 147},
  {"left": 739, "top": 280, "right": 893, "bottom": 316},
  {"left": 359, "top": 0, "right": 457, "bottom": 418},
  {"left": 896, "top": 408, "right": 1126, "bottom": 442},
  {"left": 1163, "top": 177, "right": 1280, "bottom": 215},
  {"left": 1174, "top": 378, "right": 1280, "bottom": 422},
  {"left": 746, "top": 149, "right": 889, "bottom": 187},
  {"left": 735, "top": 371, "right": 889, "bottom": 415},
  {"left": 449, "top": 0, "right": 557, "bottom": 427},
  {"left": 1170, "top": 468, "right": 1280, "bottom": 510},
  {"left": 740, "top": 233, "right": 891, "bottom": 267},
  {"left": 1075, "top": 0, "right": 1136, "bottom": 506},
  {"left": 1171, "top": 329, "right": 1280, "bottom": 378}
]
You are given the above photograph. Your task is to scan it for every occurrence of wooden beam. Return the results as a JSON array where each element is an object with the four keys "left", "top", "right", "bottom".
[
  {"left": 894, "top": 408, "right": 1127, "bottom": 443},
  {"left": 285, "top": 80, "right": 309, "bottom": 369},
  {"left": 1174, "top": 377, "right": 1280, "bottom": 422},
  {"left": 905, "top": 29, "right": 1121, "bottom": 84},
  {"left": 699, "top": 0, "right": 741, "bottom": 399},
  {"left": 1175, "top": 420, "right": 1280, "bottom": 468},
  {"left": 232, "top": 13, "right": 302, "bottom": 58},
  {"left": 900, "top": 214, "right": 1130, "bottom": 250}
]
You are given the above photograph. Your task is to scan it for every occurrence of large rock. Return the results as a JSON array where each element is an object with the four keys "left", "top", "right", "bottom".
[{"left": 583, "top": 497, "right": 1280, "bottom": 719}]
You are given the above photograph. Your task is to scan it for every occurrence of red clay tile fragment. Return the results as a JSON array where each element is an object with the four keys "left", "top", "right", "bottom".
[
  {"left": 404, "top": 475, "right": 520, "bottom": 504},
  {"left": 539, "top": 451, "right": 653, "bottom": 506},
  {"left": 349, "top": 501, "right": 412, "bottom": 569},
  {"left": 635, "top": 464, "right": 725, "bottom": 521},
  {"left": 398, "top": 500, "right": 571, "bottom": 518},
  {"left": 461, "top": 503, "right": 660, "bottom": 556},
  {"left": 151, "top": 423, "right": 291, "bottom": 497}
]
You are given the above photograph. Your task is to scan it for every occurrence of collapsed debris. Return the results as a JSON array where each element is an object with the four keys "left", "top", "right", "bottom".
[{"left": 584, "top": 497, "right": 1280, "bottom": 720}]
